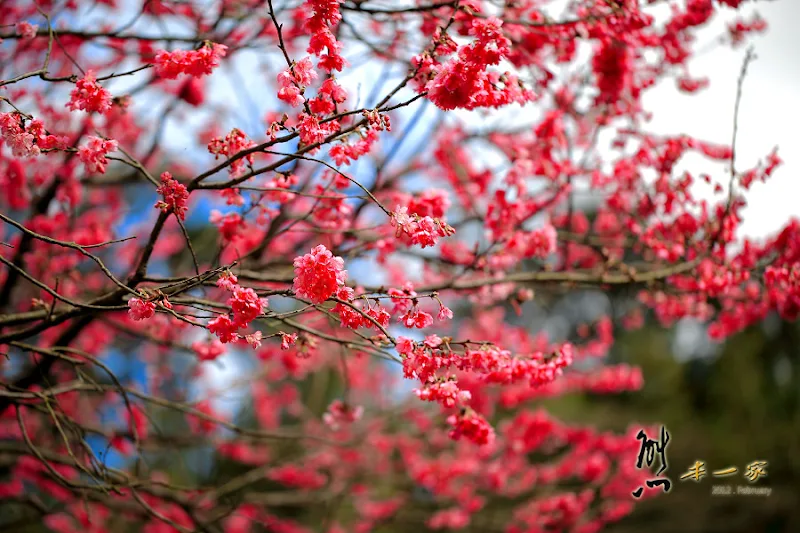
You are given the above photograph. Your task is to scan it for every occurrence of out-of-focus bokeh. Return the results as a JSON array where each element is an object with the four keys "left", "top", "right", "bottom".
[{"left": 552, "top": 312, "right": 800, "bottom": 532}]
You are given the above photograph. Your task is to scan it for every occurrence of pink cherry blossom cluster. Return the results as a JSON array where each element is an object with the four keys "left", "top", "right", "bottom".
[
  {"left": 153, "top": 42, "right": 228, "bottom": 79},
  {"left": 207, "top": 271, "right": 268, "bottom": 345},
  {"left": 178, "top": 77, "right": 205, "bottom": 107},
  {"left": 209, "top": 210, "right": 246, "bottom": 242},
  {"left": 207, "top": 128, "right": 256, "bottom": 178},
  {"left": 128, "top": 297, "right": 156, "bottom": 321},
  {"left": 0, "top": 112, "right": 66, "bottom": 158},
  {"left": 267, "top": 464, "right": 327, "bottom": 490},
  {"left": 362, "top": 109, "right": 391, "bottom": 132},
  {"left": 128, "top": 291, "right": 172, "bottom": 321},
  {"left": 15, "top": 21, "right": 37, "bottom": 39},
  {"left": 2, "top": 158, "right": 29, "bottom": 209},
  {"left": 505, "top": 224, "right": 558, "bottom": 260},
  {"left": 485, "top": 189, "right": 545, "bottom": 242},
  {"left": 499, "top": 365, "right": 644, "bottom": 408},
  {"left": 447, "top": 410, "right": 495, "bottom": 446},
  {"left": 387, "top": 283, "right": 417, "bottom": 315},
  {"left": 329, "top": 129, "right": 378, "bottom": 166},
  {"left": 280, "top": 331, "right": 298, "bottom": 350},
  {"left": 206, "top": 314, "right": 239, "bottom": 345},
  {"left": 66, "top": 70, "right": 112, "bottom": 114},
  {"left": 308, "top": 185, "right": 353, "bottom": 231},
  {"left": 401, "top": 308, "right": 434, "bottom": 329},
  {"left": 154, "top": 171, "right": 189, "bottom": 220},
  {"left": 322, "top": 399, "right": 364, "bottom": 430},
  {"left": 592, "top": 40, "right": 632, "bottom": 107},
  {"left": 764, "top": 265, "right": 800, "bottom": 321},
  {"left": 191, "top": 339, "right": 226, "bottom": 362},
  {"left": 277, "top": 57, "right": 317, "bottom": 107},
  {"left": 415, "top": 380, "right": 473, "bottom": 409},
  {"left": 728, "top": 14, "right": 768, "bottom": 46},
  {"left": 292, "top": 244, "right": 348, "bottom": 304},
  {"left": 399, "top": 337, "right": 574, "bottom": 392},
  {"left": 332, "top": 286, "right": 391, "bottom": 331},
  {"left": 77, "top": 136, "right": 118, "bottom": 174},
  {"left": 420, "top": 17, "right": 534, "bottom": 111},
  {"left": 391, "top": 206, "right": 455, "bottom": 249},
  {"left": 309, "top": 77, "right": 347, "bottom": 115},
  {"left": 296, "top": 112, "right": 340, "bottom": 145},
  {"left": 305, "top": 0, "right": 346, "bottom": 72}
]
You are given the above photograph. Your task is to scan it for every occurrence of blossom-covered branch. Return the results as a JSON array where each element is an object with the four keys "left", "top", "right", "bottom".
[{"left": 0, "top": 0, "right": 787, "bottom": 532}]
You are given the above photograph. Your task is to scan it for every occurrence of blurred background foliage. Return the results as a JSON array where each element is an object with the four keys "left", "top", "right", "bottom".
[{"left": 566, "top": 316, "right": 800, "bottom": 533}]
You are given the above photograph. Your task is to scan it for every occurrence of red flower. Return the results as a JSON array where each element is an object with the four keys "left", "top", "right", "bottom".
[
  {"left": 208, "top": 315, "right": 237, "bottom": 343},
  {"left": 178, "top": 77, "right": 205, "bottom": 106},
  {"left": 401, "top": 308, "right": 434, "bottom": 329},
  {"left": 153, "top": 42, "right": 227, "bottom": 79},
  {"left": 66, "top": 71, "right": 112, "bottom": 114},
  {"left": 292, "top": 244, "right": 348, "bottom": 304},
  {"left": 192, "top": 339, "right": 226, "bottom": 361},
  {"left": 128, "top": 297, "right": 155, "bottom": 321},
  {"left": 77, "top": 136, "right": 118, "bottom": 174},
  {"left": 229, "top": 286, "right": 267, "bottom": 327},
  {"left": 447, "top": 410, "right": 496, "bottom": 446},
  {"left": 155, "top": 172, "right": 189, "bottom": 220}
]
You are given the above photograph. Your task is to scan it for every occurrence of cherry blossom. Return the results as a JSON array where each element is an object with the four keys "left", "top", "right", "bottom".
[
  {"left": 153, "top": 42, "right": 227, "bottom": 79},
  {"left": 154, "top": 172, "right": 189, "bottom": 220},
  {"left": 77, "top": 136, "right": 117, "bottom": 174},
  {"left": 0, "top": 1, "right": 790, "bottom": 531},
  {"left": 128, "top": 297, "right": 155, "bottom": 321},
  {"left": 292, "top": 244, "right": 347, "bottom": 304},
  {"left": 15, "top": 21, "right": 37, "bottom": 39},
  {"left": 66, "top": 71, "right": 112, "bottom": 114},
  {"left": 447, "top": 410, "right": 496, "bottom": 446}
]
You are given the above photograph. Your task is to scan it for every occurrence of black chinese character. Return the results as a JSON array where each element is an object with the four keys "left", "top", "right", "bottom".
[
  {"left": 646, "top": 478, "right": 672, "bottom": 493},
  {"left": 636, "top": 426, "right": 669, "bottom": 475},
  {"left": 631, "top": 426, "right": 672, "bottom": 499}
]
